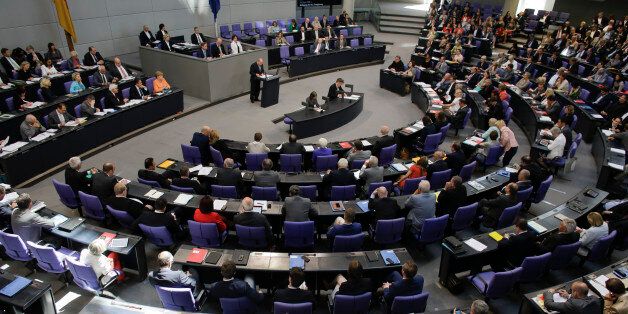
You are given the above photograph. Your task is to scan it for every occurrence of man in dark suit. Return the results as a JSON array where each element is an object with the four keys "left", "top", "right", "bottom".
[
  {"left": 446, "top": 142, "right": 466, "bottom": 176},
  {"left": 133, "top": 197, "right": 182, "bottom": 238},
  {"left": 381, "top": 261, "right": 424, "bottom": 310},
  {"left": 156, "top": 23, "right": 168, "bottom": 41},
  {"left": 450, "top": 99, "right": 470, "bottom": 131},
  {"left": 543, "top": 281, "right": 601, "bottom": 313},
  {"left": 479, "top": 183, "right": 519, "bottom": 229},
  {"left": 322, "top": 158, "right": 357, "bottom": 199},
  {"left": 556, "top": 118, "right": 573, "bottom": 155},
  {"left": 190, "top": 126, "right": 211, "bottom": 165},
  {"left": 129, "top": 78, "right": 150, "bottom": 100},
  {"left": 496, "top": 218, "right": 537, "bottom": 267},
  {"left": 436, "top": 176, "right": 467, "bottom": 217},
  {"left": 368, "top": 186, "right": 401, "bottom": 221},
  {"left": 249, "top": 58, "right": 264, "bottom": 103},
  {"left": 109, "top": 57, "right": 132, "bottom": 80},
  {"left": 296, "top": 26, "right": 310, "bottom": 42},
  {"left": 172, "top": 166, "right": 205, "bottom": 194},
  {"left": 138, "top": 157, "right": 171, "bottom": 188},
  {"left": 149, "top": 251, "right": 202, "bottom": 297},
  {"left": 215, "top": 158, "right": 243, "bottom": 194},
  {"left": 538, "top": 217, "right": 579, "bottom": 253},
  {"left": 274, "top": 267, "right": 314, "bottom": 304},
  {"left": 514, "top": 169, "right": 533, "bottom": 192},
  {"left": 426, "top": 151, "right": 448, "bottom": 180},
  {"left": 46, "top": 103, "right": 75, "bottom": 128},
  {"left": 93, "top": 65, "right": 115, "bottom": 87},
  {"left": 210, "top": 38, "right": 227, "bottom": 58},
  {"left": 279, "top": 134, "right": 306, "bottom": 155},
  {"left": 518, "top": 155, "right": 550, "bottom": 191},
  {"left": 525, "top": 34, "right": 539, "bottom": 49},
  {"left": 91, "top": 162, "right": 118, "bottom": 201},
  {"left": 592, "top": 87, "right": 613, "bottom": 111},
  {"left": 417, "top": 117, "right": 436, "bottom": 145},
  {"left": 371, "top": 125, "right": 395, "bottom": 158},
  {"left": 139, "top": 25, "right": 157, "bottom": 47},
  {"left": 24, "top": 45, "right": 43, "bottom": 69},
  {"left": 197, "top": 42, "right": 211, "bottom": 59},
  {"left": 254, "top": 159, "right": 280, "bottom": 188},
  {"left": 190, "top": 27, "right": 205, "bottom": 45},
  {"left": 160, "top": 35, "right": 174, "bottom": 52},
  {"left": 521, "top": 57, "right": 535, "bottom": 74},
  {"left": 327, "top": 78, "right": 346, "bottom": 101},
  {"left": 466, "top": 67, "right": 482, "bottom": 88},
  {"left": 301, "top": 17, "right": 313, "bottom": 30},
  {"left": 104, "top": 84, "right": 125, "bottom": 109},
  {"left": 0, "top": 48, "right": 20, "bottom": 72},
  {"left": 282, "top": 185, "right": 317, "bottom": 222},
  {"left": 233, "top": 197, "right": 273, "bottom": 243},
  {"left": 64, "top": 156, "right": 93, "bottom": 197},
  {"left": 83, "top": 46, "right": 104, "bottom": 66},
  {"left": 107, "top": 182, "right": 148, "bottom": 219},
  {"left": 208, "top": 260, "right": 264, "bottom": 303},
  {"left": 476, "top": 56, "right": 490, "bottom": 70}
]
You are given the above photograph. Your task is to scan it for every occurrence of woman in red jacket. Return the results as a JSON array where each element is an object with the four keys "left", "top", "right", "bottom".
[{"left": 193, "top": 196, "right": 227, "bottom": 232}]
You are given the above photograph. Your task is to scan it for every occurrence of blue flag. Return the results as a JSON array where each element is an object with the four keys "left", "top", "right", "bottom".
[{"left": 209, "top": 0, "right": 220, "bottom": 20}]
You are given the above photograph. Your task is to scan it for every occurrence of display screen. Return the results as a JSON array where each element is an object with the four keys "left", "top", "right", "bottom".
[{"left": 297, "top": 0, "right": 342, "bottom": 7}]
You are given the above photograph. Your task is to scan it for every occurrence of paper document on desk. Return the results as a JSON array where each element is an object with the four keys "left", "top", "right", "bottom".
[
  {"left": 304, "top": 145, "right": 314, "bottom": 152},
  {"left": 259, "top": 74, "right": 273, "bottom": 79},
  {"left": 539, "top": 116, "right": 552, "bottom": 122},
  {"left": 552, "top": 292, "right": 568, "bottom": 303},
  {"left": 0, "top": 183, "right": 10, "bottom": 190},
  {"left": 589, "top": 280, "right": 609, "bottom": 297},
  {"left": 174, "top": 193, "right": 194, "bottom": 205},
  {"left": 527, "top": 220, "right": 547, "bottom": 233},
  {"left": 353, "top": 171, "right": 360, "bottom": 180},
  {"left": 189, "top": 165, "right": 203, "bottom": 173},
  {"left": 609, "top": 162, "right": 624, "bottom": 170},
  {"left": 51, "top": 214, "right": 68, "bottom": 226},
  {"left": 391, "top": 163, "right": 407, "bottom": 172},
  {"left": 361, "top": 140, "right": 371, "bottom": 146},
  {"left": 144, "top": 189, "right": 164, "bottom": 199},
  {"left": 611, "top": 148, "right": 626, "bottom": 155},
  {"left": 30, "top": 132, "right": 53, "bottom": 142},
  {"left": 64, "top": 120, "right": 79, "bottom": 127},
  {"left": 109, "top": 238, "right": 128, "bottom": 248},
  {"left": 602, "top": 129, "right": 614, "bottom": 136},
  {"left": 198, "top": 167, "right": 213, "bottom": 176},
  {"left": 3, "top": 141, "right": 28, "bottom": 152},
  {"left": 30, "top": 102, "right": 46, "bottom": 108},
  {"left": 213, "top": 199, "right": 228, "bottom": 210},
  {"left": 345, "top": 95, "right": 360, "bottom": 100},
  {"left": 467, "top": 180, "right": 486, "bottom": 190},
  {"left": 592, "top": 114, "right": 604, "bottom": 119},
  {"left": 93, "top": 112, "right": 107, "bottom": 116},
  {"left": 0, "top": 114, "right": 15, "bottom": 118},
  {"left": 30, "top": 202, "right": 46, "bottom": 213},
  {"left": 464, "top": 238, "right": 487, "bottom": 252}
]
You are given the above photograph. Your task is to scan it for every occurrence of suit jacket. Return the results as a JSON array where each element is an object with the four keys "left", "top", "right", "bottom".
[
  {"left": 149, "top": 267, "right": 196, "bottom": 290},
  {"left": 605, "top": 293, "right": 628, "bottom": 314},
  {"left": 215, "top": 167, "right": 242, "bottom": 190},
  {"left": 65, "top": 166, "right": 91, "bottom": 195},
  {"left": 209, "top": 278, "right": 264, "bottom": 303},
  {"left": 19, "top": 120, "right": 45, "bottom": 140},
  {"left": 359, "top": 166, "right": 384, "bottom": 191},
  {"left": 233, "top": 211, "right": 273, "bottom": 241},
  {"left": 129, "top": 85, "right": 149, "bottom": 100},
  {"left": 446, "top": 151, "right": 466, "bottom": 175},
  {"left": 368, "top": 197, "right": 401, "bottom": 221},
  {"left": 138, "top": 169, "right": 170, "bottom": 188},
  {"left": 467, "top": 73, "right": 482, "bottom": 88},
  {"left": 427, "top": 160, "right": 448, "bottom": 179},
  {"left": 323, "top": 168, "right": 357, "bottom": 192},
  {"left": 156, "top": 30, "right": 168, "bottom": 42},
  {"left": 479, "top": 194, "right": 518, "bottom": 228},
  {"left": 210, "top": 44, "right": 227, "bottom": 58},
  {"left": 539, "top": 231, "right": 579, "bottom": 253},
  {"left": 139, "top": 31, "right": 156, "bottom": 46},
  {"left": 0, "top": 57, "right": 18, "bottom": 72},
  {"left": 133, "top": 210, "right": 180, "bottom": 236},
  {"left": 190, "top": 132, "right": 210, "bottom": 165},
  {"left": 543, "top": 291, "right": 601, "bottom": 314},
  {"left": 83, "top": 52, "right": 104, "bottom": 66},
  {"left": 347, "top": 150, "right": 371, "bottom": 164},
  {"left": 249, "top": 62, "right": 264, "bottom": 81},
  {"left": 91, "top": 172, "right": 117, "bottom": 201},
  {"left": 26, "top": 52, "right": 43, "bottom": 68},
  {"left": 93, "top": 71, "right": 114, "bottom": 86},
  {"left": 47, "top": 110, "right": 75, "bottom": 128},
  {"left": 160, "top": 41, "right": 174, "bottom": 52},
  {"left": 109, "top": 64, "right": 131, "bottom": 80},
  {"left": 498, "top": 231, "right": 537, "bottom": 266},
  {"left": 11, "top": 209, "right": 55, "bottom": 243},
  {"left": 338, "top": 278, "right": 373, "bottom": 296},
  {"left": 274, "top": 288, "right": 314, "bottom": 304},
  {"left": 79, "top": 102, "right": 98, "bottom": 118},
  {"left": 197, "top": 48, "right": 210, "bottom": 59},
  {"left": 190, "top": 33, "right": 205, "bottom": 45},
  {"left": 418, "top": 124, "right": 436, "bottom": 144},
  {"left": 282, "top": 196, "right": 316, "bottom": 222},
  {"left": 172, "top": 177, "right": 205, "bottom": 194},
  {"left": 327, "top": 83, "right": 344, "bottom": 101},
  {"left": 372, "top": 135, "right": 395, "bottom": 157},
  {"left": 106, "top": 196, "right": 145, "bottom": 219},
  {"left": 436, "top": 185, "right": 467, "bottom": 217},
  {"left": 254, "top": 170, "right": 280, "bottom": 187},
  {"left": 103, "top": 90, "right": 123, "bottom": 109},
  {"left": 280, "top": 142, "right": 306, "bottom": 155},
  {"left": 384, "top": 276, "right": 424, "bottom": 308}
]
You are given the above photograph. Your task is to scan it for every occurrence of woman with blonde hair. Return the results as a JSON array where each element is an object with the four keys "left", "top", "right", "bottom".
[
  {"left": 209, "top": 129, "right": 231, "bottom": 158},
  {"left": 39, "top": 77, "right": 57, "bottom": 102},
  {"left": 79, "top": 238, "right": 125, "bottom": 284},
  {"left": 496, "top": 119, "right": 518, "bottom": 166},
  {"left": 152, "top": 70, "right": 171, "bottom": 94},
  {"left": 17, "top": 61, "right": 36, "bottom": 81},
  {"left": 69, "top": 72, "right": 85, "bottom": 94},
  {"left": 577, "top": 212, "right": 609, "bottom": 249}
]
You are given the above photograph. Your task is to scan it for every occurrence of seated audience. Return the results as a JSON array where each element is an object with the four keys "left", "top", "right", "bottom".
[
  {"left": 209, "top": 129, "right": 231, "bottom": 158},
  {"left": 388, "top": 55, "right": 405, "bottom": 72},
  {"left": 44, "top": 42, "right": 63, "bottom": 63},
  {"left": 211, "top": 38, "right": 227, "bottom": 58},
  {"left": 312, "top": 137, "right": 332, "bottom": 163},
  {"left": 13, "top": 86, "right": 33, "bottom": 111},
  {"left": 478, "top": 183, "right": 518, "bottom": 229},
  {"left": 172, "top": 166, "right": 204, "bottom": 194},
  {"left": 208, "top": 260, "right": 263, "bottom": 303},
  {"left": 65, "top": 156, "right": 93, "bottom": 196},
  {"left": 405, "top": 180, "right": 435, "bottom": 234},
  {"left": 538, "top": 218, "right": 579, "bottom": 253},
  {"left": 215, "top": 158, "right": 243, "bottom": 192},
  {"left": 274, "top": 267, "right": 314, "bottom": 304},
  {"left": 20, "top": 114, "right": 46, "bottom": 140},
  {"left": 46, "top": 103, "right": 76, "bottom": 128},
  {"left": 246, "top": 132, "right": 270, "bottom": 153},
  {"left": 282, "top": 185, "right": 317, "bottom": 222},
  {"left": 543, "top": 281, "right": 601, "bottom": 313},
  {"left": 106, "top": 182, "right": 149, "bottom": 219},
  {"left": 380, "top": 261, "right": 424, "bottom": 309},
  {"left": 233, "top": 197, "right": 273, "bottom": 244},
  {"left": 193, "top": 196, "right": 227, "bottom": 232},
  {"left": 436, "top": 176, "right": 467, "bottom": 217},
  {"left": 129, "top": 78, "right": 150, "bottom": 100},
  {"left": 372, "top": 125, "right": 395, "bottom": 157},
  {"left": 40, "top": 58, "right": 58, "bottom": 77},
  {"left": 80, "top": 238, "right": 124, "bottom": 284},
  {"left": 446, "top": 142, "right": 466, "bottom": 175},
  {"left": 110, "top": 57, "right": 132, "bottom": 80},
  {"left": 149, "top": 251, "right": 202, "bottom": 296},
  {"left": 12, "top": 193, "right": 57, "bottom": 243},
  {"left": 395, "top": 156, "right": 428, "bottom": 188},
  {"left": 83, "top": 46, "right": 104, "bottom": 66},
  {"left": 67, "top": 50, "right": 82, "bottom": 69},
  {"left": 79, "top": 95, "right": 100, "bottom": 117},
  {"left": 330, "top": 260, "right": 372, "bottom": 300},
  {"left": 496, "top": 218, "right": 537, "bottom": 267},
  {"left": 427, "top": 151, "right": 448, "bottom": 180},
  {"left": 346, "top": 141, "right": 371, "bottom": 164},
  {"left": 152, "top": 71, "right": 171, "bottom": 94},
  {"left": 358, "top": 156, "right": 384, "bottom": 193},
  {"left": 39, "top": 77, "right": 57, "bottom": 102},
  {"left": 190, "top": 126, "right": 211, "bottom": 165},
  {"left": 138, "top": 157, "right": 171, "bottom": 188},
  {"left": 280, "top": 134, "right": 306, "bottom": 155},
  {"left": 133, "top": 197, "right": 182, "bottom": 238},
  {"left": 322, "top": 158, "right": 357, "bottom": 198},
  {"left": 104, "top": 84, "right": 126, "bottom": 108},
  {"left": 69, "top": 72, "right": 86, "bottom": 94},
  {"left": 254, "top": 158, "right": 280, "bottom": 187},
  {"left": 604, "top": 278, "right": 628, "bottom": 314},
  {"left": 577, "top": 212, "right": 609, "bottom": 249},
  {"left": 368, "top": 186, "right": 402, "bottom": 221},
  {"left": 93, "top": 65, "right": 115, "bottom": 86},
  {"left": 91, "top": 162, "right": 118, "bottom": 201},
  {"left": 417, "top": 116, "right": 437, "bottom": 144},
  {"left": 327, "top": 207, "right": 362, "bottom": 243}
]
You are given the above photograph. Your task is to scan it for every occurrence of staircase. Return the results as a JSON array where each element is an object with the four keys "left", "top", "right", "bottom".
[{"left": 374, "top": 1, "right": 429, "bottom": 35}]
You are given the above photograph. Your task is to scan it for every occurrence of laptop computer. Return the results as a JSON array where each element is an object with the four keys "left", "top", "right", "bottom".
[{"left": 58, "top": 217, "right": 85, "bottom": 232}]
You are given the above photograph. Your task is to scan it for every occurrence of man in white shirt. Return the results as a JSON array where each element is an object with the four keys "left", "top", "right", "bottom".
[
  {"left": 246, "top": 132, "right": 270, "bottom": 153},
  {"left": 312, "top": 25, "right": 322, "bottom": 42},
  {"left": 501, "top": 54, "right": 519, "bottom": 70},
  {"left": 191, "top": 26, "right": 205, "bottom": 45},
  {"left": 230, "top": 35, "right": 243, "bottom": 54},
  {"left": 546, "top": 127, "right": 566, "bottom": 160}
]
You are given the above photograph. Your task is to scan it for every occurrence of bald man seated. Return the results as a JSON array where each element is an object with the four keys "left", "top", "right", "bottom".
[
  {"left": 20, "top": 114, "right": 46, "bottom": 140},
  {"left": 543, "top": 281, "right": 601, "bottom": 313}
]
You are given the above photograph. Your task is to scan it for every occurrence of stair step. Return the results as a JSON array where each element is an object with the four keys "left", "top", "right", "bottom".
[
  {"left": 378, "top": 20, "right": 424, "bottom": 29},
  {"left": 379, "top": 15, "right": 427, "bottom": 23},
  {"left": 379, "top": 12, "right": 427, "bottom": 19},
  {"left": 378, "top": 26, "right": 420, "bottom": 35}
]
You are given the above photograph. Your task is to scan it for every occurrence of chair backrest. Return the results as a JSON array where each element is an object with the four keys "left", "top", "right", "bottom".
[
  {"left": 340, "top": 29, "right": 348, "bottom": 37},
  {"left": 391, "top": 292, "right": 429, "bottom": 314},
  {"left": 243, "top": 22, "right": 253, "bottom": 31},
  {"left": 438, "top": 123, "right": 450, "bottom": 144},
  {"left": 156, "top": 286, "right": 197, "bottom": 311},
  {"left": 333, "top": 233, "right": 365, "bottom": 252},
  {"left": 315, "top": 154, "right": 338, "bottom": 171},
  {"left": 138, "top": 177, "right": 161, "bottom": 188},
  {"left": 333, "top": 292, "right": 371, "bottom": 314},
  {"left": 138, "top": 224, "right": 174, "bottom": 247},
  {"left": 574, "top": 133, "right": 582, "bottom": 146},
  {"left": 364, "top": 37, "right": 372, "bottom": 46},
  {"left": 548, "top": 241, "right": 581, "bottom": 270},
  {"left": 245, "top": 153, "right": 268, "bottom": 171},
  {"left": 379, "top": 144, "right": 397, "bottom": 166},
  {"left": 349, "top": 39, "right": 359, "bottom": 47},
  {"left": 221, "top": 296, "right": 256, "bottom": 313},
  {"left": 4, "top": 97, "right": 15, "bottom": 111},
  {"left": 458, "top": 161, "right": 476, "bottom": 182},
  {"left": 418, "top": 214, "right": 449, "bottom": 243},
  {"left": 232, "top": 24, "right": 242, "bottom": 32},
  {"left": 401, "top": 177, "right": 423, "bottom": 195},
  {"left": 484, "top": 267, "right": 522, "bottom": 298},
  {"left": 280, "top": 45, "right": 290, "bottom": 59},
  {"left": 496, "top": 202, "right": 522, "bottom": 229},
  {"left": 66, "top": 257, "right": 102, "bottom": 293},
  {"left": 220, "top": 25, "right": 230, "bottom": 37},
  {"left": 171, "top": 185, "right": 195, "bottom": 193},
  {"left": 210, "top": 147, "right": 224, "bottom": 167},
  {"left": 73, "top": 104, "right": 82, "bottom": 118},
  {"left": 36, "top": 89, "right": 45, "bottom": 102},
  {"left": 284, "top": 221, "right": 315, "bottom": 249},
  {"left": 429, "top": 169, "right": 451, "bottom": 190},
  {"left": 298, "top": 185, "right": 317, "bottom": 201},
  {"left": 252, "top": 186, "right": 278, "bottom": 201},
  {"left": 367, "top": 181, "right": 392, "bottom": 195},
  {"left": 26, "top": 241, "right": 67, "bottom": 273},
  {"left": 280, "top": 154, "right": 302, "bottom": 172},
  {"left": 0, "top": 231, "right": 32, "bottom": 261},
  {"left": 484, "top": 145, "right": 504, "bottom": 166},
  {"left": 422, "top": 133, "right": 441, "bottom": 154},
  {"left": 78, "top": 191, "right": 106, "bottom": 221},
  {"left": 181, "top": 144, "right": 202, "bottom": 165},
  {"left": 63, "top": 81, "right": 73, "bottom": 93},
  {"left": 211, "top": 185, "right": 238, "bottom": 199},
  {"left": 236, "top": 224, "right": 268, "bottom": 249},
  {"left": 519, "top": 253, "right": 551, "bottom": 282},
  {"left": 504, "top": 107, "right": 513, "bottom": 124},
  {"left": 188, "top": 220, "right": 223, "bottom": 248},
  {"left": 286, "top": 36, "right": 294, "bottom": 44},
  {"left": 330, "top": 185, "right": 356, "bottom": 201},
  {"left": 352, "top": 28, "right": 362, "bottom": 36},
  {"left": 294, "top": 47, "right": 305, "bottom": 56},
  {"left": 106, "top": 205, "right": 135, "bottom": 229},
  {"left": 255, "top": 21, "right": 264, "bottom": 30},
  {"left": 374, "top": 218, "right": 405, "bottom": 244},
  {"left": 121, "top": 87, "right": 130, "bottom": 100},
  {"left": 274, "top": 302, "right": 312, "bottom": 314},
  {"left": 532, "top": 175, "right": 553, "bottom": 203},
  {"left": 350, "top": 159, "right": 366, "bottom": 170},
  {"left": 452, "top": 202, "right": 478, "bottom": 232},
  {"left": 98, "top": 97, "right": 105, "bottom": 110},
  {"left": 52, "top": 178, "right": 79, "bottom": 208},
  {"left": 516, "top": 186, "right": 534, "bottom": 203},
  {"left": 586, "top": 230, "right": 617, "bottom": 262},
  {"left": 255, "top": 39, "right": 265, "bottom": 47},
  {"left": 146, "top": 77, "right": 156, "bottom": 94}
]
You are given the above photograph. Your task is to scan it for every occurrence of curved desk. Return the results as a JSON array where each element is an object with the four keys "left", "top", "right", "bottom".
[
  {"left": 284, "top": 93, "right": 364, "bottom": 138},
  {"left": 592, "top": 127, "right": 626, "bottom": 190}
]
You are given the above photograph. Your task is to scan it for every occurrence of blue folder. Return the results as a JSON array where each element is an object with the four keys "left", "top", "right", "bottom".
[
  {"left": 289, "top": 255, "right": 305, "bottom": 269},
  {"left": 0, "top": 276, "right": 32, "bottom": 297},
  {"left": 356, "top": 200, "right": 369, "bottom": 213},
  {"left": 380, "top": 250, "right": 400, "bottom": 265}
]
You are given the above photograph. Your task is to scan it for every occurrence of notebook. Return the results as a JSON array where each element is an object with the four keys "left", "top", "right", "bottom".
[
  {"left": 289, "top": 255, "right": 305, "bottom": 269},
  {"left": 0, "top": 276, "right": 32, "bottom": 297},
  {"left": 233, "top": 250, "right": 250, "bottom": 266},
  {"left": 109, "top": 238, "right": 128, "bottom": 248},
  {"left": 99, "top": 232, "right": 117, "bottom": 245},
  {"left": 186, "top": 248, "right": 208, "bottom": 264},
  {"left": 488, "top": 231, "right": 503, "bottom": 242},
  {"left": 205, "top": 251, "right": 222, "bottom": 264},
  {"left": 380, "top": 250, "right": 401, "bottom": 265},
  {"left": 365, "top": 251, "right": 379, "bottom": 262},
  {"left": 57, "top": 217, "right": 84, "bottom": 232},
  {"left": 356, "top": 200, "right": 369, "bottom": 213},
  {"left": 157, "top": 159, "right": 175, "bottom": 169},
  {"left": 339, "top": 142, "right": 352, "bottom": 149}
]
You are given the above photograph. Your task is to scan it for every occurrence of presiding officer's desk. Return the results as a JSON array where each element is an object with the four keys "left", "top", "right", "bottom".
[
  {"left": 0, "top": 89, "right": 184, "bottom": 186},
  {"left": 520, "top": 257, "right": 628, "bottom": 313},
  {"left": 35, "top": 206, "right": 148, "bottom": 281},
  {"left": 554, "top": 91, "right": 606, "bottom": 143},
  {"left": 284, "top": 93, "right": 364, "bottom": 138},
  {"left": 592, "top": 127, "right": 626, "bottom": 190},
  {"left": 379, "top": 69, "right": 412, "bottom": 96},
  {"left": 0, "top": 273, "right": 56, "bottom": 314},
  {"left": 438, "top": 186, "right": 608, "bottom": 292},
  {"left": 288, "top": 44, "right": 386, "bottom": 77}
]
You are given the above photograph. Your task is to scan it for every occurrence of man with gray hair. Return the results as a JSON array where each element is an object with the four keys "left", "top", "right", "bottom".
[
  {"left": 405, "top": 180, "right": 435, "bottom": 234},
  {"left": 148, "top": 251, "right": 202, "bottom": 296},
  {"left": 322, "top": 158, "right": 357, "bottom": 199},
  {"left": 538, "top": 217, "right": 579, "bottom": 253},
  {"left": 469, "top": 299, "right": 490, "bottom": 313},
  {"left": 11, "top": 193, "right": 56, "bottom": 243},
  {"left": 214, "top": 158, "right": 242, "bottom": 193},
  {"left": 359, "top": 156, "right": 384, "bottom": 193},
  {"left": 104, "top": 83, "right": 127, "bottom": 108},
  {"left": 234, "top": 197, "right": 273, "bottom": 244},
  {"left": 19, "top": 114, "right": 46, "bottom": 140},
  {"left": 545, "top": 126, "right": 566, "bottom": 160},
  {"left": 282, "top": 185, "right": 316, "bottom": 222},
  {"left": 93, "top": 64, "right": 115, "bottom": 87},
  {"left": 368, "top": 186, "right": 401, "bottom": 222},
  {"left": 65, "top": 156, "right": 95, "bottom": 196},
  {"left": 372, "top": 125, "right": 395, "bottom": 157},
  {"left": 0, "top": 186, "right": 16, "bottom": 229}
]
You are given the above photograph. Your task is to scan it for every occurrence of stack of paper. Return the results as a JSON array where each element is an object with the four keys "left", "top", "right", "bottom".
[
  {"left": 592, "top": 114, "right": 604, "bottom": 119},
  {"left": 345, "top": 95, "right": 360, "bottom": 100},
  {"left": 174, "top": 194, "right": 194, "bottom": 205},
  {"left": 391, "top": 163, "right": 407, "bottom": 172},
  {"left": 602, "top": 129, "right": 614, "bottom": 136},
  {"left": 361, "top": 140, "right": 371, "bottom": 146},
  {"left": 109, "top": 238, "right": 129, "bottom": 248},
  {"left": 30, "top": 202, "right": 46, "bottom": 212},
  {"left": 0, "top": 183, "right": 10, "bottom": 189},
  {"left": 30, "top": 132, "right": 54, "bottom": 142},
  {"left": 198, "top": 167, "right": 213, "bottom": 176},
  {"left": 93, "top": 112, "right": 107, "bottom": 116},
  {"left": 64, "top": 120, "right": 79, "bottom": 127},
  {"left": 144, "top": 189, "right": 164, "bottom": 199},
  {"left": 189, "top": 165, "right": 203, "bottom": 173},
  {"left": 609, "top": 163, "right": 624, "bottom": 170},
  {"left": 51, "top": 214, "right": 68, "bottom": 226},
  {"left": 31, "top": 102, "right": 46, "bottom": 108},
  {"left": 528, "top": 220, "right": 547, "bottom": 233},
  {"left": 213, "top": 199, "right": 228, "bottom": 210},
  {"left": 539, "top": 116, "right": 553, "bottom": 122},
  {"left": 464, "top": 238, "right": 487, "bottom": 252},
  {"left": 468, "top": 180, "right": 486, "bottom": 190},
  {"left": 353, "top": 171, "right": 360, "bottom": 180}
]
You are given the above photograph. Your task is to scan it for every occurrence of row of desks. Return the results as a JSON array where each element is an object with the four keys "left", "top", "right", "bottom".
[
  {"left": 288, "top": 44, "right": 386, "bottom": 77},
  {"left": 592, "top": 127, "right": 627, "bottom": 190},
  {"left": 417, "top": 30, "right": 493, "bottom": 57},
  {"left": 266, "top": 34, "right": 373, "bottom": 66},
  {"left": 0, "top": 89, "right": 184, "bottom": 185}
]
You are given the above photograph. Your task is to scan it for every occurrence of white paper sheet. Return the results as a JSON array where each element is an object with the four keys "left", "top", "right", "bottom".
[
  {"left": 213, "top": 199, "right": 228, "bottom": 210},
  {"left": 198, "top": 167, "right": 213, "bottom": 176},
  {"left": 173, "top": 193, "right": 194, "bottom": 205},
  {"left": 464, "top": 238, "right": 487, "bottom": 252}
]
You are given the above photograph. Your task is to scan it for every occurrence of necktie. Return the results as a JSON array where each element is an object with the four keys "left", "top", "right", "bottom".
[
  {"left": 92, "top": 54, "right": 97, "bottom": 63},
  {"left": 197, "top": 34, "right": 201, "bottom": 43},
  {"left": 118, "top": 66, "right": 128, "bottom": 78},
  {"left": 102, "top": 73, "right": 107, "bottom": 84},
  {"left": 237, "top": 44, "right": 241, "bottom": 54},
  {"left": 138, "top": 86, "right": 143, "bottom": 97}
]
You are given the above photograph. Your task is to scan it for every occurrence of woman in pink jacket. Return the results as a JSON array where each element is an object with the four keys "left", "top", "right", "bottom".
[{"left": 496, "top": 120, "right": 519, "bottom": 166}]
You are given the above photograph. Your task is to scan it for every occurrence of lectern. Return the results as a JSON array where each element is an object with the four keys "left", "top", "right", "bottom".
[{"left": 260, "top": 75, "right": 280, "bottom": 108}]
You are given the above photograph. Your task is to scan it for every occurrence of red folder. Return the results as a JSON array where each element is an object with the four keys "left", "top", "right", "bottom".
[
  {"left": 99, "top": 232, "right": 116, "bottom": 245},
  {"left": 339, "top": 142, "right": 352, "bottom": 149},
  {"left": 186, "top": 248, "right": 208, "bottom": 264}
]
